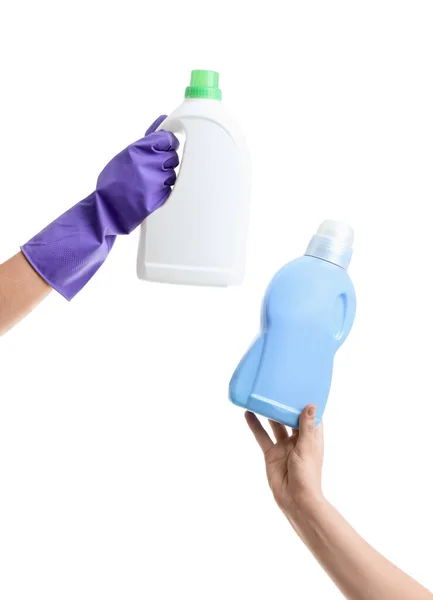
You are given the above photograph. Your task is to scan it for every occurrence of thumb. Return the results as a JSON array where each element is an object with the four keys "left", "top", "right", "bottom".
[
  {"left": 145, "top": 115, "right": 167, "bottom": 136},
  {"left": 296, "top": 405, "right": 317, "bottom": 453}
]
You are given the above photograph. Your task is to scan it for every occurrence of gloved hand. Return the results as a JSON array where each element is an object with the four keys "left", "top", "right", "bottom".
[{"left": 21, "top": 116, "right": 179, "bottom": 300}]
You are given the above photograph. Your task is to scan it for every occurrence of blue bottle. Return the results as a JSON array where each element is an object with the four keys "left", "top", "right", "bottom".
[{"left": 229, "top": 221, "right": 356, "bottom": 428}]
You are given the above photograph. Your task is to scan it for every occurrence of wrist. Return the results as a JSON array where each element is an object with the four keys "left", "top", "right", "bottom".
[{"left": 283, "top": 491, "right": 328, "bottom": 527}]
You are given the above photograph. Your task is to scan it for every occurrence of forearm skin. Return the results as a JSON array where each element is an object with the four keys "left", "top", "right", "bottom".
[
  {"left": 286, "top": 498, "right": 432, "bottom": 600},
  {"left": 0, "top": 252, "right": 51, "bottom": 335}
]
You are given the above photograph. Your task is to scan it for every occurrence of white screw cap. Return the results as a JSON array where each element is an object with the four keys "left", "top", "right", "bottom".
[{"left": 305, "top": 220, "right": 354, "bottom": 269}]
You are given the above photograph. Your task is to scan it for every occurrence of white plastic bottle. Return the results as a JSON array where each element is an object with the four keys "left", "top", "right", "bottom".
[{"left": 137, "top": 70, "right": 251, "bottom": 286}]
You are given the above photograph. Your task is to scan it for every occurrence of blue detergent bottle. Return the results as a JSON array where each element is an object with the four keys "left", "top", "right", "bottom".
[{"left": 229, "top": 221, "right": 356, "bottom": 428}]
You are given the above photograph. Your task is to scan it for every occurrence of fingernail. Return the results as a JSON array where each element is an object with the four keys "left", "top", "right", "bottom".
[{"left": 308, "top": 405, "right": 316, "bottom": 417}]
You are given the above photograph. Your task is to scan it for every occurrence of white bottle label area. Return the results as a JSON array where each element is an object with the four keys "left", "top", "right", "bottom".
[{"left": 137, "top": 99, "right": 251, "bottom": 286}]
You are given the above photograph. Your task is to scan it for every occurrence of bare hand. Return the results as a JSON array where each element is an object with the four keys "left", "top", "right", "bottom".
[{"left": 245, "top": 405, "right": 324, "bottom": 518}]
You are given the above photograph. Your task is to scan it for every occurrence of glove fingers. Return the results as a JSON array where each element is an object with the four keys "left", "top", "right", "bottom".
[
  {"left": 145, "top": 115, "right": 167, "bottom": 135},
  {"left": 134, "top": 130, "right": 180, "bottom": 153},
  {"left": 164, "top": 170, "right": 177, "bottom": 187},
  {"left": 163, "top": 152, "right": 180, "bottom": 170},
  {"left": 151, "top": 130, "right": 179, "bottom": 152}
]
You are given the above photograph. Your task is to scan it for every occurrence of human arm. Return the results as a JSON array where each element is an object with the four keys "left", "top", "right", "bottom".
[
  {"left": 245, "top": 406, "right": 432, "bottom": 600},
  {"left": 0, "top": 252, "right": 51, "bottom": 336},
  {"left": 0, "top": 116, "right": 178, "bottom": 334}
]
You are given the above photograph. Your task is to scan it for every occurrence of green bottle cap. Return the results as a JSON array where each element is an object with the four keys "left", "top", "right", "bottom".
[{"left": 185, "top": 70, "right": 222, "bottom": 101}]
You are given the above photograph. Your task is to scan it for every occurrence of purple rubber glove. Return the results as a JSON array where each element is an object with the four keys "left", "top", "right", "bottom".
[{"left": 21, "top": 116, "right": 178, "bottom": 300}]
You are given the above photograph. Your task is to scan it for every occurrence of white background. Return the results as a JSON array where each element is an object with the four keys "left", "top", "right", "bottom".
[{"left": 1, "top": 1, "right": 432, "bottom": 598}]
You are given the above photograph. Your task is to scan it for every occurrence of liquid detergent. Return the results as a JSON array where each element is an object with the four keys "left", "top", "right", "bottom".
[
  {"left": 229, "top": 221, "right": 356, "bottom": 428},
  {"left": 137, "top": 70, "right": 251, "bottom": 286}
]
